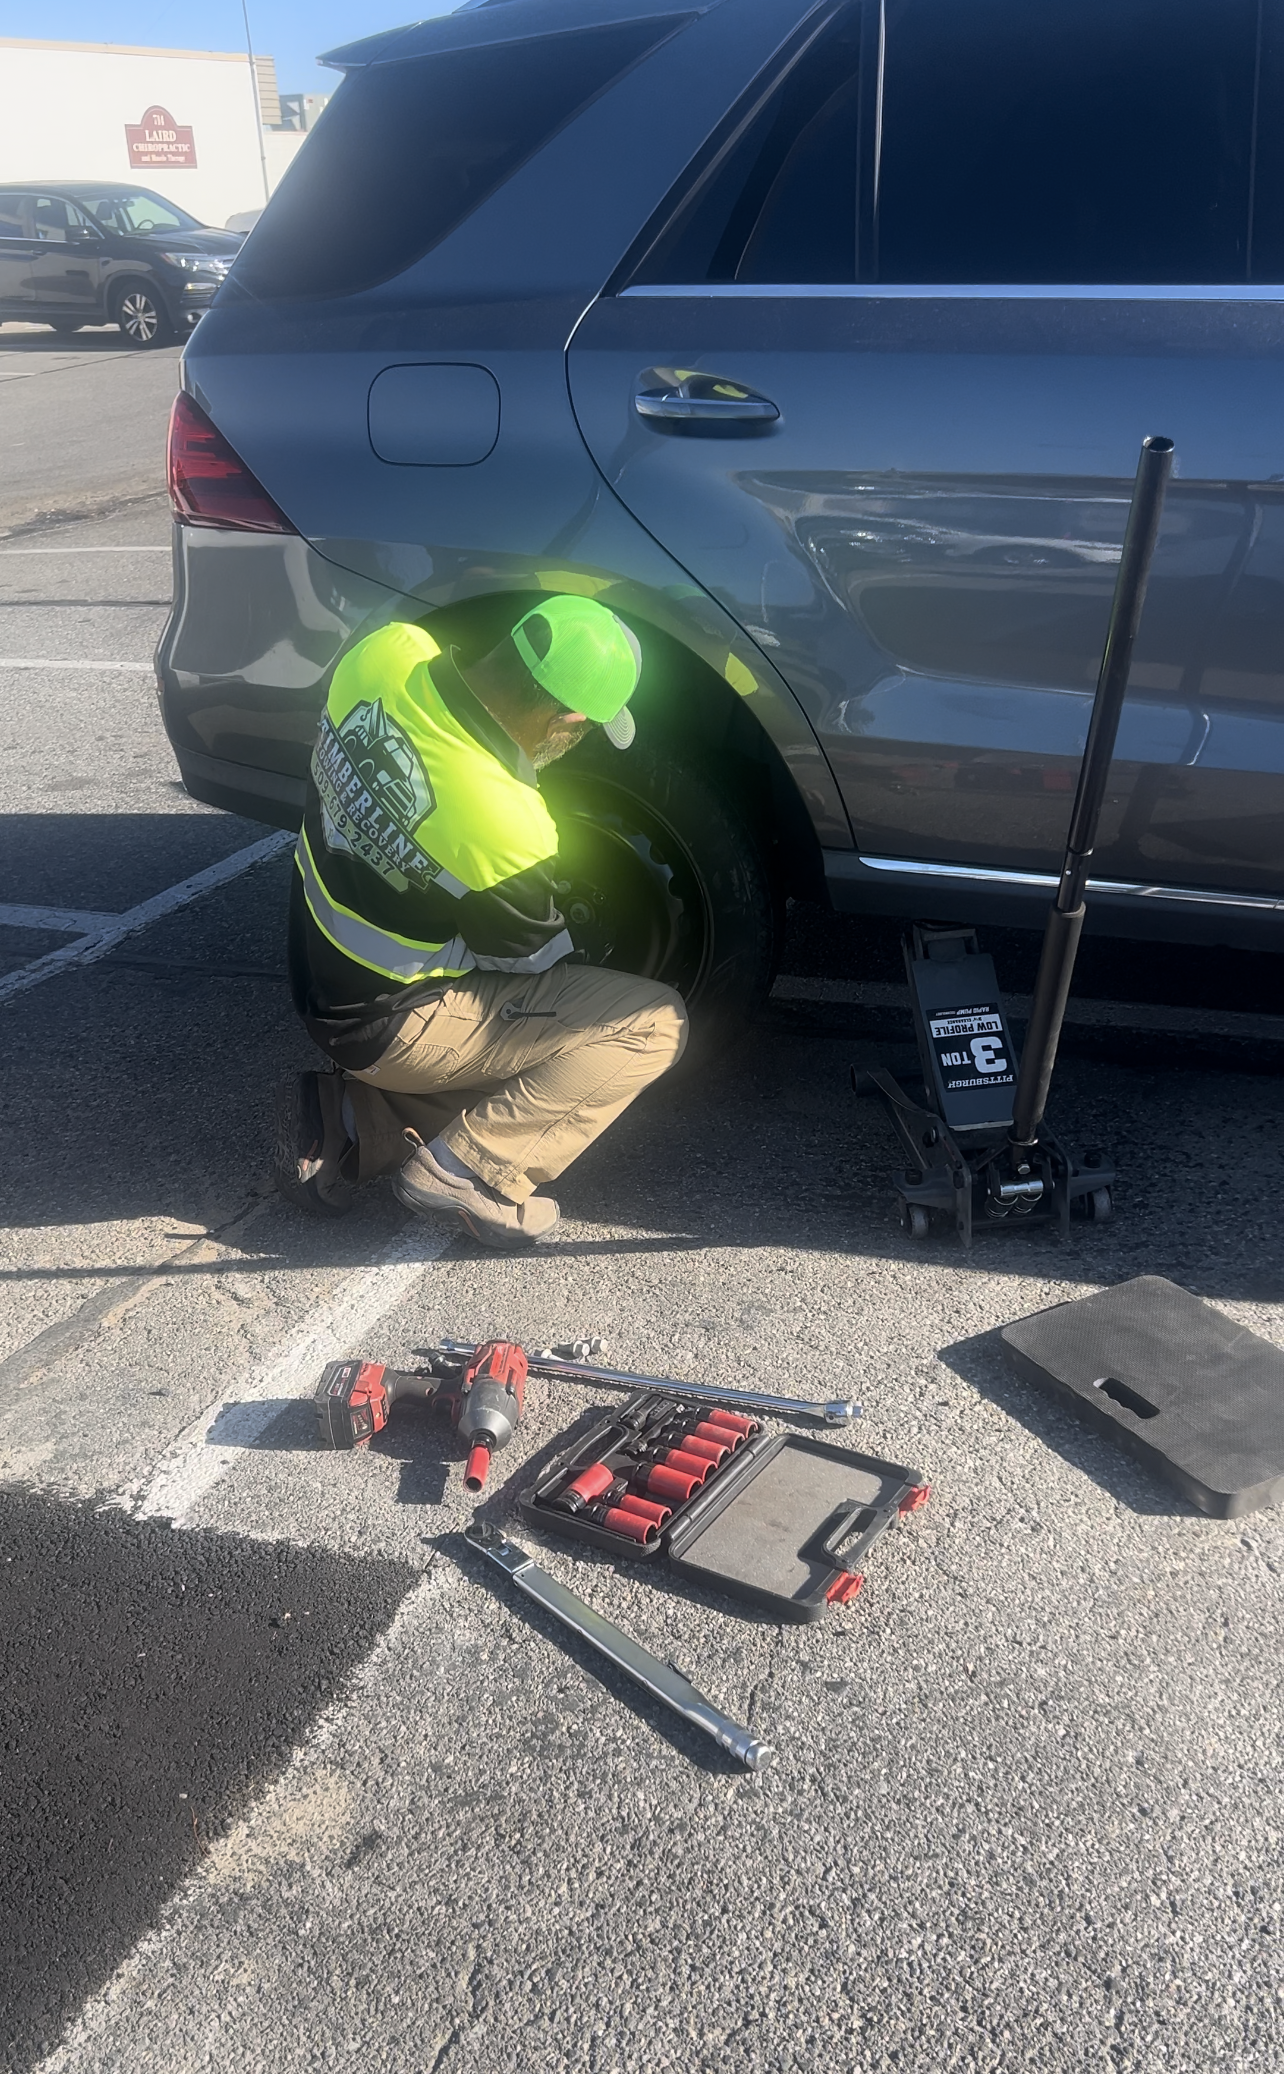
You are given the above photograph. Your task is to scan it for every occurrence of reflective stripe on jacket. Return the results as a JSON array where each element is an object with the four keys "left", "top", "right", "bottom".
[{"left": 294, "top": 621, "right": 572, "bottom": 1003}]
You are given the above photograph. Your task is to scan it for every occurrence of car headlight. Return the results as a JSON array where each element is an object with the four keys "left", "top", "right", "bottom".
[{"left": 161, "top": 253, "right": 231, "bottom": 275}]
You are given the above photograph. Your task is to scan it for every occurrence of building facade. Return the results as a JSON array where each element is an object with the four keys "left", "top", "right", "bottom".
[{"left": 0, "top": 39, "right": 307, "bottom": 229}]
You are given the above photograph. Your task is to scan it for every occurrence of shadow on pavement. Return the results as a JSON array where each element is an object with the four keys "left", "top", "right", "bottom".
[
  {"left": 0, "top": 1487, "right": 417, "bottom": 2074},
  {"left": 0, "top": 324, "right": 180, "bottom": 355},
  {"left": 0, "top": 830, "right": 1280, "bottom": 1310},
  {"left": 0, "top": 810, "right": 271, "bottom": 915},
  {"left": 938, "top": 1324, "right": 1201, "bottom": 1518}
]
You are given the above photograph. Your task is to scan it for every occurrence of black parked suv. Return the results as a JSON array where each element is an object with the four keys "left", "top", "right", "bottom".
[
  {"left": 159, "top": 0, "right": 1284, "bottom": 1032},
  {"left": 0, "top": 184, "right": 241, "bottom": 346}
]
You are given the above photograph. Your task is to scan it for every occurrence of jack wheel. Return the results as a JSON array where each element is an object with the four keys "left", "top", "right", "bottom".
[
  {"left": 1086, "top": 1186, "right": 1113, "bottom": 1222},
  {"left": 902, "top": 1204, "right": 931, "bottom": 1240}
]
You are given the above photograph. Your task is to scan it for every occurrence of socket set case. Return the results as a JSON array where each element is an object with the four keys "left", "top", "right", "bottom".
[{"left": 521, "top": 1390, "right": 929, "bottom": 1622}]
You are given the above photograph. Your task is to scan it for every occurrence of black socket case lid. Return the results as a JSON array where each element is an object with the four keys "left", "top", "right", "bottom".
[{"left": 520, "top": 1391, "right": 927, "bottom": 1622}]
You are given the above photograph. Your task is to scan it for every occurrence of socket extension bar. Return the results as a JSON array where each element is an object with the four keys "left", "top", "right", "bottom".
[{"left": 432, "top": 1338, "right": 860, "bottom": 1427}]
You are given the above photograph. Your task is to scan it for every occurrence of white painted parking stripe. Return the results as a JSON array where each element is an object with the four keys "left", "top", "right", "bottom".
[
  {"left": 771, "top": 974, "right": 1284, "bottom": 1043},
  {"left": 0, "top": 903, "right": 122, "bottom": 934},
  {"left": 0, "top": 658, "right": 154, "bottom": 672},
  {"left": 126, "top": 1221, "right": 456, "bottom": 1524},
  {"left": 0, "top": 830, "right": 293, "bottom": 1006},
  {"left": 0, "top": 546, "right": 170, "bottom": 555}
]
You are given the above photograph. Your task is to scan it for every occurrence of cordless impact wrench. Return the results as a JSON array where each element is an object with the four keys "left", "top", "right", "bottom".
[{"left": 313, "top": 1340, "right": 527, "bottom": 1492}]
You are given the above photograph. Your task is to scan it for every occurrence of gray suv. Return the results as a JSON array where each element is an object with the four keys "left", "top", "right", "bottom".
[{"left": 159, "top": 0, "right": 1284, "bottom": 1025}]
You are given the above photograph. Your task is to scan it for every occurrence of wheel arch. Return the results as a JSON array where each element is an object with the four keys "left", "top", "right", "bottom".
[
  {"left": 610, "top": 608, "right": 830, "bottom": 908},
  {"left": 415, "top": 584, "right": 836, "bottom": 908}
]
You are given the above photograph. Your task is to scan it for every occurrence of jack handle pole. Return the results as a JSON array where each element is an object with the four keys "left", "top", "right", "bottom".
[{"left": 1009, "top": 433, "right": 1174, "bottom": 1150}]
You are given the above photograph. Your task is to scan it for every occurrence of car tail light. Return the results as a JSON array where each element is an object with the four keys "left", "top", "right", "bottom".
[{"left": 166, "top": 391, "right": 295, "bottom": 534}]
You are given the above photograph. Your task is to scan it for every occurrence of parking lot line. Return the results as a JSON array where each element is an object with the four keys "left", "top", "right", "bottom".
[
  {"left": 0, "top": 546, "right": 170, "bottom": 555},
  {"left": 0, "top": 904, "right": 121, "bottom": 933},
  {"left": 0, "top": 831, "right": 293, "bottom": 1007},
  {"left": 0, "top": 658, "right": 154, "bottom": 671},
  {"left": 127, "top": 1220, "right": 456, "bottom": 1525}
]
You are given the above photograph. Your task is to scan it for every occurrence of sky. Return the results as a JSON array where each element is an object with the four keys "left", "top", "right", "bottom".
[{"left": 0, "top": 0, "right": 459, "bottom": 94}]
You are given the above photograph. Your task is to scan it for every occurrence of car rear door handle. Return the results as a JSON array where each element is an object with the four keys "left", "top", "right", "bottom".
[{"left": 634, "top": 369, "right": 779, "bottom": 424}]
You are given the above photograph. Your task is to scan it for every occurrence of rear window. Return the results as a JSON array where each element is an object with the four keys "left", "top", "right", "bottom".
[{"left": 234, "top": 18, "right": 685, "bottom": 299}]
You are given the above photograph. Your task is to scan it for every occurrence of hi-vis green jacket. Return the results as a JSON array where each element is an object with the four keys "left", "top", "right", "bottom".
[{"left": 288, "top": 621, "right": 573, "bottom": 1060}]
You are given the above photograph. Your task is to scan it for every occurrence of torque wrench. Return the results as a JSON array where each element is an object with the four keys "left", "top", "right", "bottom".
[
  {"left": 431, "top": 1340, "right": 861, "bottom": 1426},
  {"left": 465, "top": 1521, "right": 773, "bottom": 1771}
]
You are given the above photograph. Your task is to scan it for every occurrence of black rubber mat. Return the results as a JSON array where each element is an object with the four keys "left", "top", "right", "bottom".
[
  {"left": 1002, "top": 1276, "right": 1284, "bottom": 1517},
  {"left": 0, "top": 1490, "right": 417, "bottom": 2073}
]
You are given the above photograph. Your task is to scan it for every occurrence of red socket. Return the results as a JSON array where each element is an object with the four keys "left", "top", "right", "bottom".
[
  {"left": 703, "top": 1409, "right": 758, "bottom": 1440},
  {"left": 691, "top": 1420, "right": 744, "bottom": 1453},
  {"left": 661, "top": 1448, "right": 712, "bottom": 1483},
  {"left": 638, "top": 1462, "right": 702, "bottom": 1505},
  {"left": 614, "top": 1493, "right": 672, "bottom": 1529},
  {"left": 564, "top": 1461, "right": 615, "bottom": 1507},
  {"left": 601, "top": 1506, "right": 659, "bottom": 1546},
  {"left": 674, "top": 1430, "right": 730, "bottom": 1466}
]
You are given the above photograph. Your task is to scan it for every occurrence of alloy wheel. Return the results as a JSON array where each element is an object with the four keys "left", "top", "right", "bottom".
[{"left": 118, "top": 292, "right": 160, "bottom": 344}]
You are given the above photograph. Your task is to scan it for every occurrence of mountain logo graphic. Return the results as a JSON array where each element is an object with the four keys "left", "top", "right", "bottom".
[{"left": 336, "top": 699, "right": 435, "bottom": 834}]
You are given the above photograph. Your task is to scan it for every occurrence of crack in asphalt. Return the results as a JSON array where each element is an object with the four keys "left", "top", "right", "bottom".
[{"left": 0, "top": 1188, "right": 274, "bottom": 1395}]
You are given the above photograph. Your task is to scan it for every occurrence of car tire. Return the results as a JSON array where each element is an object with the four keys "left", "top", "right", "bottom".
[
  {"left": 540, "top": 743, "right": 782, "bottom": 1053},
  {"left": 48, "top": 319, "right": 85, "bottom": 335},
  {"left": 110, "top": 281, "right": 175, "bottom": 349}
]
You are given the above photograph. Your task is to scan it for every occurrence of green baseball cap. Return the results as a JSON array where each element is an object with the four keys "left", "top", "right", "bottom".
[{"left": 511, "top": 595, "right": 641, "bottom": 749}]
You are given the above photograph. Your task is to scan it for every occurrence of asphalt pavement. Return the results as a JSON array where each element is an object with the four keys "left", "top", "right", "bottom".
[
  {"left": 0, "top": 325, "right": 182, "bottom": 536},
  {"left": 1, "top": 323, "right": 1282, "bottom": 2074}
]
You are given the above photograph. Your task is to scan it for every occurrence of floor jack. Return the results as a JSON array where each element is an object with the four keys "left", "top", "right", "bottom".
[{"left": 858, "top": 435, "right": 1174, "bottom": 1247}]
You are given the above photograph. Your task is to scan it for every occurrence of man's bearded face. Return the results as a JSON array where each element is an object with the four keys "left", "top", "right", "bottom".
[{"left": 532, "top": 711, "right": 594, "bottom": 768}]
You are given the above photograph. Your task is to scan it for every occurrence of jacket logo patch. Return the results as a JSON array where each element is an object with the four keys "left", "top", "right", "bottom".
[{"left": 312, "top": 701, "right": 443, "bottom": 893}]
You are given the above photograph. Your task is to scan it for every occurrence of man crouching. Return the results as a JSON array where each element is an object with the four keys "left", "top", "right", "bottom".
[{"left": 274, "top": 595, "right": 687, "bottom": 1247}]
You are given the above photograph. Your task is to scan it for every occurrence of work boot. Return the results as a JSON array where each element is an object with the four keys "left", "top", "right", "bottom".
[
  {"left": 393, "top": 1132, "right": 559, "bottom": 1249},
  {"left": 272, "top": 1070, "right": 355, "bottom": 1217}
]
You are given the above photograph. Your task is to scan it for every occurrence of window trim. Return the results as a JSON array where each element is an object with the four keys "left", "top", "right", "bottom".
[
  {"left": 609, "top": 0, "right": 863, "bottom": 293},
  {"left": 618, "top": 281, "right": 1284, "bottom": 300},
  {"left": 616, "top": 0, "right": 1266, "bottom": 295}
]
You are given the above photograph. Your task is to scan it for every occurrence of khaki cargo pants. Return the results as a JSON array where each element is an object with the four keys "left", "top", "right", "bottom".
[{"left": 341, "top": 962, "right": 688, "bottom": 1203}]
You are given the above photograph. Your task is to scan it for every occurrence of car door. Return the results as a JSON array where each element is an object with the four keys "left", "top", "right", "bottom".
[
  {"left": 0, "top": 193, "right": 38, "bottom": 314},
  {"left": 29, "top": 197, "right": 106, "bottom": 318},
  {"left": 568, "top": 0, "right": 1284, "bottom": 905}
]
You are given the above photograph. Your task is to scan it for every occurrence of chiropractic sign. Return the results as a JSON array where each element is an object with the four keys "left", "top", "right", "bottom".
[{"left": 124, "top": 106, "right": 197, "bottom": 169}]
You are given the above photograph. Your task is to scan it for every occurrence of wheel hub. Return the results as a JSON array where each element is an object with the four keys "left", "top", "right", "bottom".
[
  {"left": 121, "top": 295, "right": 157, "bottom": 341},
  {"left": 543, "top": 780, "right": 709, "bottom": 995}
]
